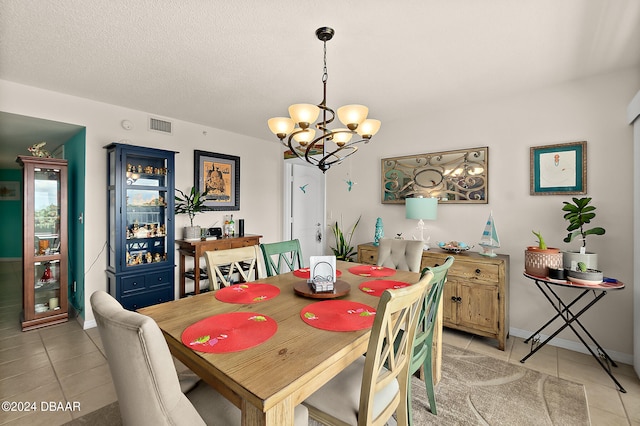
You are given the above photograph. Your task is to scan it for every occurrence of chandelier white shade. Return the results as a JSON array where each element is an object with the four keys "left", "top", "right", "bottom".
[{"left": 267, "top": 27, "right": 381, "bottom": 173}]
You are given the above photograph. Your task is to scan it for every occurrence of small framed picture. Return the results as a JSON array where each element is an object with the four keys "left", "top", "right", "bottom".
[
  {"left": 0, "top": 181, "right": 20, "bottom": 200},
  {"left": 194, "top": 150, "right": 240, "bottom": 210},
  {"left": 530, "top": 141, "right": 586, "bottom": 195}
]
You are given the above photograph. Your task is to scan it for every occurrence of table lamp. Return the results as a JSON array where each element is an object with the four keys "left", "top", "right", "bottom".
[{"left": 406, "top": 196, "right": 438, "bottom": 250}]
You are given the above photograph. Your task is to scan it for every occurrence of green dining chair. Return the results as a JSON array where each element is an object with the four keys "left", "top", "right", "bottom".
[
  {"left": 260, "top": 239, "right": 304, "bottom": 277},
  {"left": 402, "top": 255, "right": 454, "bottom": 421}
]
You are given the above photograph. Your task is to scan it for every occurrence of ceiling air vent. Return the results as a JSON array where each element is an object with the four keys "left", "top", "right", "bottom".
[{"left": 148, "top": 117, "right": 173, "bottom": 135}]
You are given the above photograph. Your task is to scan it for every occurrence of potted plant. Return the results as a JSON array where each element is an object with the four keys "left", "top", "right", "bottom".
[
  {"left": 175, "top": 187, "right": 207, "bottom": 240},
  {"left": 561, "top": 197, "right": 605, "bottom": 270},
  {"left": 524, "top": 230, "right": 562, "bottom": 277},
  {"left": 331, "top": 215, "right": 361, "bottom": 261}
]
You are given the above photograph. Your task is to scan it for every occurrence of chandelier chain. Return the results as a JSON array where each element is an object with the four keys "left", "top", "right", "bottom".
[{"left": 322, "top": 41, "right": 328, "bottom": 83}]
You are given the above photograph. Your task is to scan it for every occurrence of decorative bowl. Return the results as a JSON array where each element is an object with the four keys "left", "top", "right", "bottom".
[
  {"left": 437, "top": 241, "right": 472, "bottom": 253},
  {"left": 566, "top": 268, "right": 603, "bottom": 285}
]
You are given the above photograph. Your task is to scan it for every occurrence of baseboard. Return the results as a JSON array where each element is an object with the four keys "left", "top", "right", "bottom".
[
  {"left": 82, "top": 318, "right": 97, "bottom": 330},
  {"left": 509, "top": 327, "right": 633, "bottom": 365}
]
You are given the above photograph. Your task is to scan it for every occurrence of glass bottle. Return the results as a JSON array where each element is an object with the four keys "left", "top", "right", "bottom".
[
  {"left": 229, "top": 214, "right": 235, "bottom": 236},
  {"left": 223, "top": 215, "right": 230, "bottom": 237}
]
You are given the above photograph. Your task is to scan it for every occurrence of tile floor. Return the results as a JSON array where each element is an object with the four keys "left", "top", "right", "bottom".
[{"left": 1, "top": 260, "right": 639, "bottom": 425}]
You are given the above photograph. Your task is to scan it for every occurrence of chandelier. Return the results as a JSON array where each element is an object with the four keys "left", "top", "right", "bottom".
[{"left": 268, "top": 27, "right": 381, "bottom": 173}]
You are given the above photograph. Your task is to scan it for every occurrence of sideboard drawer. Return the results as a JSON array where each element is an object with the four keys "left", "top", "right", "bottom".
[{"left": 449, "top": 261, "right": 500, "bottom": 282}]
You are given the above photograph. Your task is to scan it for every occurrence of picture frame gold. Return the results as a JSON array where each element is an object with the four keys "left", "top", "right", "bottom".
[{"left": 530, "top": 141, "right": 586, "bottom": 196}]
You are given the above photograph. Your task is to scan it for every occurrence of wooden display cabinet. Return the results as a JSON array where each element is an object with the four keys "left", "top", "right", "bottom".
[
  {"left": 18, "top": 156, "right": 69, "bottom": 331},
  {"left": 357, "top": 243, "right": 510, "bottom": 350}
]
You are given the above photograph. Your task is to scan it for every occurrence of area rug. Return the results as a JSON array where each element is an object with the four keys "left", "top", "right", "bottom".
[
  {"left": 404, "top": 344, "right": 590, "bottom": 425},
  {"left": 65, "top": 344, "right": 590, "bottom": 426}
]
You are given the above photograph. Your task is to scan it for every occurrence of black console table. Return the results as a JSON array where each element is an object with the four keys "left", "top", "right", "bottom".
[{"left": 520, "top": 273, "right": 626, "bottom": 393}]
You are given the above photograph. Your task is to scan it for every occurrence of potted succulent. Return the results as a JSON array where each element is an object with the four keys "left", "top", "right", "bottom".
[
  {"left": 524, "top": 230, "right": 563, "bottom": 277},
  {"left": 331, "top": 215, "right": 361, "bottom": 261},
  {"left": 175, "top": 187, "right": 207, "bottom": 240},
  {"left": 561, "top": 197, "right": 605, "bottom": 270}
]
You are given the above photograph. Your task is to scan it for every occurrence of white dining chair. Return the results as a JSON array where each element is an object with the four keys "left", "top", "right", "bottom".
[
  {"left": 204, "top": 245, "right": 266, "bottom": 290},
  {"left": 376, "top": 238, "right": 425, "bottom": 272},
  {"left": 90, "top": 290, "right": 308, "bottom": 425},
  {"left": 302, "top": 270, "right": 434, "bottom": 426}
]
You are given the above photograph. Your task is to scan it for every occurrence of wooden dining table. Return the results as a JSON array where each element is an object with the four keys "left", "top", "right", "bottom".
[{"left": 138, "top": 260, "right": 440, "bottom": 425}]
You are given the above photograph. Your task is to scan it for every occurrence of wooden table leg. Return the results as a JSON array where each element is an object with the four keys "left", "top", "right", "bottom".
[
  {"left": 179, "top": 251, "right": 186, "bottom": 298},
  {"left": 241, "top": 396, "right": 294, "bottom": 426},
  {"left": 193, "top": 247, "right": 201, "bottom": 295}
]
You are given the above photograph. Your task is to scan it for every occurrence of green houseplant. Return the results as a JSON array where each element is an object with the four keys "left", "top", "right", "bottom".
[
  {"left": 524, "top": 230, "right": 562, "bottom": 277},
  {"left": 561, "top": 197, "right": 606, "bottom": 270},
  {"left": 562, "top": 197, "right": 606, "bottom": 249},
  {"left": 331, "top": 215, "right": 361, "bottom": 261},
  {"left": 175, "top": 187, "right": 207, "bottom": 239}
]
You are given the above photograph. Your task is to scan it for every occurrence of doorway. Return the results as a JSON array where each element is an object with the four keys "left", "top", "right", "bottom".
[{"left": 284, "top": 161, "right": 326, "bottom": 262}]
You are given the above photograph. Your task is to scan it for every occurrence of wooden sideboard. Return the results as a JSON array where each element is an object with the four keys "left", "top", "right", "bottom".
[
  {"left": 357, "top": 243, "right": 510, "bottom": 350},
  {"left": 176, "top": 235, "right": 262, "bottom": 297}
]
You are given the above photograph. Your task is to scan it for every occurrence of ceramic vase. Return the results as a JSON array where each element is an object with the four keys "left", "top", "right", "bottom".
[
  {"left": 562, "top": 251, "right": 598, "bottom": 271},
  {"left": 524, "top": 246, "right": 563, "bottom": 278},
  {"left": 183, "top": 226, "right": 201, "bottom": 240}
]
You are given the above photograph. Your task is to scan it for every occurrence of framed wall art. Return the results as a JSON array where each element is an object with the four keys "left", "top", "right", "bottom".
[
  {"left": 0, "top": 181, "right": 20, "bottom": 200},
  {"left": 381, "top": 147, "right": 488, "bottom": 204},
  {"left": 530, "top": 141, "right": 586, "bottom": 195},
  {"left": 194, "top": 150, "right": 240, "bottom": 210}
]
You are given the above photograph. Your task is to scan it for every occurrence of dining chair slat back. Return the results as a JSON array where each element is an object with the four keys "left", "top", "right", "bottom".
[
  {"left": 260, "top": 239, "right": 304, "bottom": 277},
  {"left": 376, "top": 238, "right": 425, "bottom": 272},
  {"left": 407, "top": 255, "right": 454, "bottom": 420},
  {"left": 303, "top": 270, "right": 434, "bottom": 426},
  {"left": 204, "top": 245, "right": 265, "bottom": 290}
]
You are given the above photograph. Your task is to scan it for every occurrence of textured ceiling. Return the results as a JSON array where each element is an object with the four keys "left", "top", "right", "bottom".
[{"left": 1, "top": 0, "right": 639, "bottom": 168}]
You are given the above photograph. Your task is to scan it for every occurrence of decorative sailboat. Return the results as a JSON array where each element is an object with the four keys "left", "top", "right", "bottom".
[{"left": 479, "top": 211, "right": 500, "bottom": 257}]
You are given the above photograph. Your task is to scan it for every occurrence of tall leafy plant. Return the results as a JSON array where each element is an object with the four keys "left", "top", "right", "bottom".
[
  {"left": 331, "top": 215, "right": 361, "bottom": 261},
  {"left": 562, "top": 197, "right": 605, "bottom": 250},
  {"left": 175, "top": 187, "right": 207, "bottom": 227}
]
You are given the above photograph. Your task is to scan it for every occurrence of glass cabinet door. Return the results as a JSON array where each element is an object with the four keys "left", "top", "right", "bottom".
[
  {"left": 33, "top": 166, "right": 62, "bottom": 315},
  {"left": 33, "top": 259, "right": 61, "bottom": 315},
  {"left": 33, "top": 167, "right": 61, "bottom": 257},
  {"left": 123, "top": 157, "right": 169, "bottom": 268}
]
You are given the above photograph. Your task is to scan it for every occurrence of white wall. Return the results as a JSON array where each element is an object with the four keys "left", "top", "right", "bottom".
[
  {"left": 0, "top": 79, "right": 284, "bottom": 326},
  {"left": 326, "top": 67, "right": 640, "bottom": 361},
  {"left": 629, "top": 88, "right": 640, "bottom": 376}
]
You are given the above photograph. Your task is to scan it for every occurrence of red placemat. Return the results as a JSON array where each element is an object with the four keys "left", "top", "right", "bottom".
[
  {"left": 293, "top": 268, "right": 342, "bottom": 279},
  {"left": 215, "top": 283, "right": 280, "bottom": 304},
  {"left": 359, "top": 280, "right": 410, "bottom": 297},
  {"left": 348, "top": 265, "right": 396, "bottom": 277},
  {"left": 300, "top": 300, "right": 376, "bottom": 331},
  {"left": 181, "top": 312, "right": 277, "bottom": 353}
]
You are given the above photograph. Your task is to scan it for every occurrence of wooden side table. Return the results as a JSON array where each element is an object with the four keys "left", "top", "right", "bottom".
[{"left": 176, "top": 235, "right": 262, "bottom": 297}]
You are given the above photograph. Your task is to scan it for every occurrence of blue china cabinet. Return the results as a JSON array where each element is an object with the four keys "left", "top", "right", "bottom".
[{"left": 105, "top": 143, "right": 176, "bottom": 310}]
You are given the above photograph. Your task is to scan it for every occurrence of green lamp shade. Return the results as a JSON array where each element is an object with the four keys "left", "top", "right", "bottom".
[{"left": 406, "top": 197, "right": 438, "bottom": 220}]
